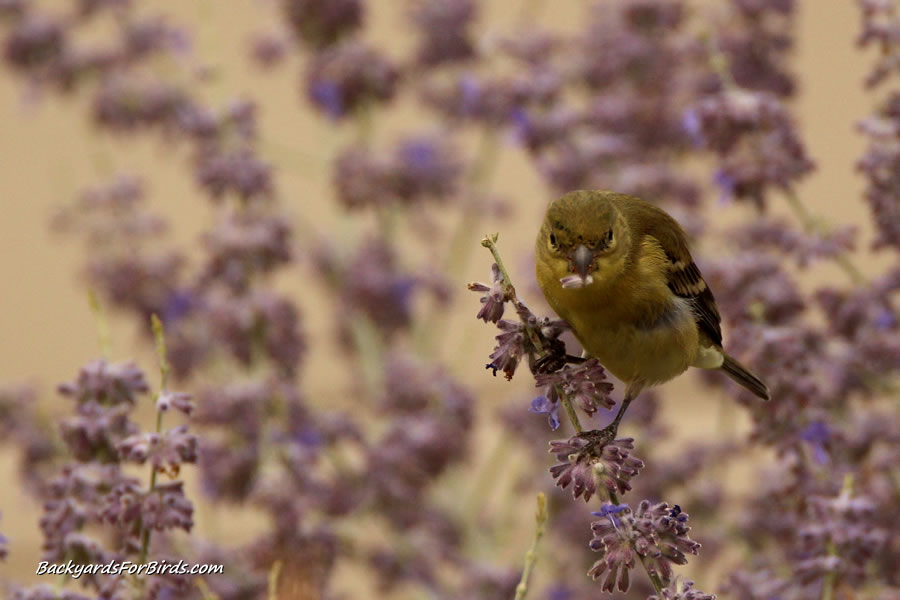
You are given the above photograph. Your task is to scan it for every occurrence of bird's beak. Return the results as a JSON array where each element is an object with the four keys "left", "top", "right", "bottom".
[{"left": 572, "top": 244, "right": 593, "bottom": 280}]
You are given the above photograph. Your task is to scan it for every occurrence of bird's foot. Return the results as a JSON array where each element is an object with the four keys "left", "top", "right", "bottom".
[
  {"left": 532, "top": 339, "right": 587, "bottom": 374},
  {"left": 570, "top": 427, "right": 617, "bottom": 455}
]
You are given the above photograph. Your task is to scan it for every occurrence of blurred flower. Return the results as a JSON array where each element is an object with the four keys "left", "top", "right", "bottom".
[
  {"left": 3, "top": 14, "right": 65, "bottom": 73},
  {"left": 194, "top": 146, "right": 273, "bottom": 202},
  {"left": 248, "top": 30, "right": 288, "bottom": 68},
  {"left": 200, "top": 210, "right": 292, "bottom": 290},
  {"left": 409, "top": 0, "right": 477, "bottom": 66},
  {"left": 715, "top": 0, "right": 797, "bottom": 96},
  {"left": 57, "top": 360, "right": 149, "bottom": 407},
  {"left": 282, "top": 0, "right": 363, "bottom": 49},
  {"left": 305, "top": 40, "right": 397, "bottom": 119},
  {"left": 685, "top": 90, "right": 813, "bottom": 206},
  {"left": 550, "top": 434, "right": 644, "bottom": 501},
  {"left": 648, "top": 577, "right": 715, "bottom": 600},
  {"left": 156, "top": 391, "right": 193, "bottom": 416},
  {"left": 730, "top": 218, "right": 857, "bottom": 268},
  {"left": 117, "top": 425, "right": 198, "bottom": 474},
  {"left": 101, "top": 479, "right": 193, "bottom": 532},
  {"left": 857, "top": 0, "right": 900, "bottom": 88},
  {"left": 92, "top": 75, "right": 189, "bottom": 133}
]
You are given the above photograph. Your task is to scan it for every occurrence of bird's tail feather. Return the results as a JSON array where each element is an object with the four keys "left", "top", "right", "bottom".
[{"left": 721, "top": 354, "right": 770, "bottom": 401}]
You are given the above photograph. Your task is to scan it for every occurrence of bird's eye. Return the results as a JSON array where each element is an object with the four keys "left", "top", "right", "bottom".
[
  {"left": 606, "top": 229, "right": 614, "bottom": 243},
  {"left": 549, "top": 233, "right": 558, "bottom": 250}
]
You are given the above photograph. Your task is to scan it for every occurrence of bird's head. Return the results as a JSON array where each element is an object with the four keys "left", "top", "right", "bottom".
[{"left": 536, "top": 190, "right": 631, "bottom": 290}]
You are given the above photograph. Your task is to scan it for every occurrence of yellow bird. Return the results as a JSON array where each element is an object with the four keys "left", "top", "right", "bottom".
[{"left": 535, "top": 190, "right": 769, "bottom": 437}]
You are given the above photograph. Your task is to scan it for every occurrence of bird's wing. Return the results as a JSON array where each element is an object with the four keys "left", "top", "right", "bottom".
[{"left": 643, "top": 221, "right": 723, "bottom": 347}]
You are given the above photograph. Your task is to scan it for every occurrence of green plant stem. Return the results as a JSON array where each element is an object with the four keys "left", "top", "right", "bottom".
[
  {"left": 139, "top": 409, "right": 164, "bottom": 565},
  {"left": 559, "top": 392, "right": 583, "bottom": 434},
  {"left": 88, "top": 290, "right": 112, "bottom": 359},
  {"left": 822, "top": 474, "right": 856, "bottom": 600},
  {"left": 140, "top": 315, "right": 170, "bottom": 565},
  {"left": 348, "top": 312, "right": 384, "bottom": 395},
  {"left": 514, "top": 493, "right": 549, "bottom": 600},
  {"left": 267, "top": 560, "right": 283, "bottom": 600}
]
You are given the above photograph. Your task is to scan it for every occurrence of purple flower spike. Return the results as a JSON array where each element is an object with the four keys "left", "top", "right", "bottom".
[
  {"left": 588, "top": 500, "right": 701, "bottom": 591},
  {"left": 549, "top": 433, "right": 644, "bottom": 501},
  {"left": 535, "top": 359, "right": 615, "bottom": 417},
  {"left": 468, "top": 263, "right": 509, "bottom": 323}
]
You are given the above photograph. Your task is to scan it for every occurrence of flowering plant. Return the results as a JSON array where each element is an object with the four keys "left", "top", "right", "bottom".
[{"left": 0, "top": 1, "right": 898, "bottom": 598}]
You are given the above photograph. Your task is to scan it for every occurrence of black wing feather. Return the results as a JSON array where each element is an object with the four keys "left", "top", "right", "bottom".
[{"left": 664, "top": 251, "right": 723, "bottom": 346}]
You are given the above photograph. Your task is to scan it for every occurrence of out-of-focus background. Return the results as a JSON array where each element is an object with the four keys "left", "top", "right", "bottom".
[{"left": 0, "top": 0, "right": 893, "bottom": 596}]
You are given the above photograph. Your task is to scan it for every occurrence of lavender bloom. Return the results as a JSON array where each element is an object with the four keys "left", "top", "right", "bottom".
[
  {"left": 857, "top": 93, "right": 900, "bottom": 250},
  {"left": 92, "top": 75, "right": 189, "bottom": 133},
  {"left": 101, "top": 479, "right": 193, "bottom": 532},
  {"left": 198, "top": 440, "right": 259, "bottom": 501},
  {"left": 205, "top": 289, "right": 305, "bottom": 374},
  {"left": 487, "top": 319, "right": 528, "bottom": 380},
  {"left": 715, "top": 0, "right": 797, "bottom": 96},
  {"left": 390, "top": 136, "right": 463, "bottom": 203},
  {"left": 3, "top": 14, "right": 65, "bottom": 72},
  {"left": 39, "top": 463, "right": 128, "bottom": 561},
  {"left": 249, "top": 30, "right": 288, "bottom": 68},
  {"left": 305, "top": 40, "right": 398, "bottom": 119},
  {"left": 156, "top": 391, "right": 193, "bottom": 415},
  {"left": 550, "top": 434, "right": 644, "bottom": 501},
  {"left": 60, "top": 402, "right": 138, "bottom": 463},
  {"left": 57, "top": 360, "right": 149, "bottom": 406},
  {"left": 333, "top": 134, "right": 461, "bottom": 208},
  {"left": 857, "top": 0, "right": 900, "bottom": 88},
  {"left": 409, "top": 0, "right": 477, "bottom": 66},
  {"left": 721, "top": 568, "right": 789, "bottom": 600},
  {"left": 686, "top": 90, "right": 813, "bottom": 206},
  {"left": 200, "top": 211, "right": 292, "bottom": 290},
  {"left": 281, "top": 0, "right": 362, "bottom": 49},
  {"left": 468, "top": 263, "right": 509, "bottom": 323},
  {"left": 794, "top": 489, "right": 887, "bottom": 585},
  {"left": 730, "top": 218, "right": 857, "bottom": 268},
  {"left": 588, "top": 500, "right": 701, "bottom": 590},
  {"left": 648, "top": 577, "right": 716, "bottom": 600},
  {"left": 117, "top": 425, "right": 198, "bottom": 474},
  {"left": 194, "top": 146, "right": 274, "bottom": 202},
  {"left": 535, "top": 359, "right": 615, "bottom": 417},
  {"left": 119, "top": 16, "right": 189, "bottom": 62},
  {"left": 421, "top": 70, "right": 559, "bottom": 126}
]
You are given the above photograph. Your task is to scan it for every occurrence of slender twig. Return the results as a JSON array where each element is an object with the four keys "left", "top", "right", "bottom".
[
  {"left": 267, "top": 560, "right": 283, "bottom": 600},
  {"left": 822, "top": 474, "right": 855, "bottom": 600},
  {"left": 559, "top": 391, "right": 583, "bottom": 434},
  {"left": 514, "top": 493, "right": 549, "bottom": 600},
  {"left": 139, "top": 315, "right": 170, "bottom": 565},
  {"left": 87, "top": 290, "right": 112, "bottom": 359}
]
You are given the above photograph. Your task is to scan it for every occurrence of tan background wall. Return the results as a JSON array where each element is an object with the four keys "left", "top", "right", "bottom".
[{"left": 0, "top": 0, "right": 884, "bottom": 588}]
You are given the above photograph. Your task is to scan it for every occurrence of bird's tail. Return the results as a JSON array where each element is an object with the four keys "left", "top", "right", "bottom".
[{"left": 721, "top": 353, "right": 770, "bottom": 401}]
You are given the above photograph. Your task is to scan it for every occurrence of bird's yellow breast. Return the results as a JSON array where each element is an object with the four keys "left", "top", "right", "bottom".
[{"left": 538, "top": 237, "right": 700, "bottom": 385}]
